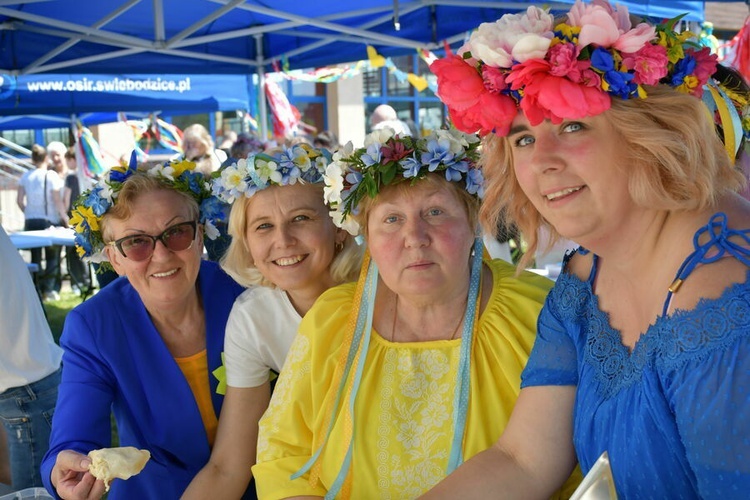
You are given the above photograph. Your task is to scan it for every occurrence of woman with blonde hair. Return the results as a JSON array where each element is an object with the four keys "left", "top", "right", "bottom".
[
  {"left": 182, "top": 144, "right": 362, "bottom": 499},
  {"left": 426, "top": 1, "right": 750, "bottom": 496},
  {"left": 182, "top": 123, "right": 227, "bottom": 175}
]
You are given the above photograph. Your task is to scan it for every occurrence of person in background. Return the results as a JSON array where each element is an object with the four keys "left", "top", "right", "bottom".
[
  {"left": 62, "top": 147, "right": 90, "bottom": 295},
  {"left": 46, "top": 141, "right": 68, "bottom": 177},
  {"left": 252, "top": 127, "right": 579, "bottom": 498},
  {"left": 182, "top": 144, "right": 362, "bottom": 499},
  {"left": 0, "top": 226, "right": 63, "bottom": 491},
  {"left": 426, "top": 1, "right": 750, "bottom": 497},
  {"left": 313, "top": 130, "right": 340, "bottom": 151},
  {"left": 217, "top": 130, "right": 238, "bottom": 158},
  {"left": 16, "top": 144, "right": 68, "bottom": 301},
  {"left": 182, "top": 124, "right": 228, "bottom": 176},
  {"left": 369, "top": 103, "right": 412, "bottom": 137},
  {"left": 41, "top": 157, "right": 244, "bottom": 499}
]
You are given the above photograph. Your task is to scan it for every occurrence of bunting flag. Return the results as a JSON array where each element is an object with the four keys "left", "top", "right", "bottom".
[
  {"left": 268, "top": 46, "right": 437, "bottom": 93},
  {"left": 367, "top": 45, "right": 386, "bottom": 68},
  {"left": 75, "top": 121, "right": 106, "bottom": 178}
]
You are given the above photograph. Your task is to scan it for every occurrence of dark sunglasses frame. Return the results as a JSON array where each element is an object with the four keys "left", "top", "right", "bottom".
[{"left": 109, "top": 220, "right": 198, "bottom": 261}]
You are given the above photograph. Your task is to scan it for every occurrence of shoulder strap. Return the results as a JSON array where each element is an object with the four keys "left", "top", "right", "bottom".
[{"left": 43, "top": 170, "right": 49, "bottom": 218}]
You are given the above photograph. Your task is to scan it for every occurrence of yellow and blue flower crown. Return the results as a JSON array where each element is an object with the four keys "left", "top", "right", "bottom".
[
  {"left": 70, "top": 154, "right": 226, "bottom": 264},
  {"left": 211, "top": 143, "right": 332, "bottom": 204},
  {"left": 323, "top": 126, "right": 484, "bottom": 235}
]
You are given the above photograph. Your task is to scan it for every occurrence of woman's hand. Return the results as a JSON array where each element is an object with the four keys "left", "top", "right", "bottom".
[{"left": 51, "top": 450, "right": 107, "bottom": 500}]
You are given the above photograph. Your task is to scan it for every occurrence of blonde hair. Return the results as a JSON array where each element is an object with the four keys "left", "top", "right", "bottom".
[
  {"left": 480, "top": 85, "right": 748, "bottom": 270},
  {"left": 221, "top": 184, "right": 362, "bottom": 288},
  {"left": 354, "top": 173, "right": 481, "bottom": 238},
  {"left": 100, "top": 173, "right": 199, "bottom": 241}
]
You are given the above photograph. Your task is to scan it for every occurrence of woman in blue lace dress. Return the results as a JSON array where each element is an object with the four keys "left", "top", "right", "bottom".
[{"left": 425, "top": 1, "right": 750, "bottom": 498}]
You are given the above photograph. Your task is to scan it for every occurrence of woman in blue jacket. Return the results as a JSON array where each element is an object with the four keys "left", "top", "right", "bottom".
[{"left": 41, "top": 157, "right": 245, "bottom": 499}]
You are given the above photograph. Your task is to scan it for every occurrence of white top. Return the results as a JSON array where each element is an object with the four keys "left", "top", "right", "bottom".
[
  {"left": 224, "top": 286, "right": 302, "bottom": 388},
  {"left": 19, "top": 168, "right": 64, "bottom": 223},
  {"left": 0, "top": 226, "right": 63, "bottom": 393}
]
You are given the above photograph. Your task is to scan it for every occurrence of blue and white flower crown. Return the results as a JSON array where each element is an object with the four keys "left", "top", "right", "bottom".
[
  {"left": 211, "top": 143, "right": 333, "bottom": 203},
  {"left": 323, "top": 126, "right": 484, "bottom": 235},
  {"left": 70, "top": 155, "right": 227, "bottom": 265}
]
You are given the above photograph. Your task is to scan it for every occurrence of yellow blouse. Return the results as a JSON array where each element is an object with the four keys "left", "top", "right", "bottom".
[
  {"left": 175, "top": 349, "right": 218, "bottom": 448},
  {"left": 254, "top": 259, "right": 576, "bottom": 498}
]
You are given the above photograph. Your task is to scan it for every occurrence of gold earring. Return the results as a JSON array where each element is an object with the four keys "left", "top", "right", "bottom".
[{"left": 335, "top": 241, "right": 344, "bottom": 253}]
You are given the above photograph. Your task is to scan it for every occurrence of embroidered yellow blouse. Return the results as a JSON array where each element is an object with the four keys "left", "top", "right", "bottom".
[{"left": 254, "top": 259, "right": 576, "bottom": 498}]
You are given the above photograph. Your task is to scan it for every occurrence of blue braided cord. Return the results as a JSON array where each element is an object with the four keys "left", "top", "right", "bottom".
[
  {"left": 291, "top": 259, "right": 380, "bottom": 483},
  {"left": 446, "top": 237, "right": 484, "bottom": 473},
  {"left": 662, "top": 212, "right": 750, "bottom": 316}
]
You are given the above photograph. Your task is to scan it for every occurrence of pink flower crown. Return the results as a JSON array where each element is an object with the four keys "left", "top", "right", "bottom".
[{"left": 431, "top": 0, "right": 718, "bottom": 137}]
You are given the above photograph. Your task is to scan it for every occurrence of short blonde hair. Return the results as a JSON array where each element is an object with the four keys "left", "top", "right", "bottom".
[
  {"left": 354, "top": 173, "right": 480, "bottom": 238},
  {"left": 100, "top": 173, "right": 199, "bottom": 242},
  {"left": 221, "top": 184, "right": 362, "bottom": 288},
  {"left": 480, "top": 85, "right": 747, "bottom": 270}
]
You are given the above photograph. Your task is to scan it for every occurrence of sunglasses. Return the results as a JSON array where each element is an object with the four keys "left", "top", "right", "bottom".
[{"left": 109, "top": 220, "right": 198, "bottom": 261}]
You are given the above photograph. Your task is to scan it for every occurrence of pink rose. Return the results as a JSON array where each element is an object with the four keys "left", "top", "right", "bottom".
[
  {"left": 622, "top": 43, "right": 668, "bottom": 85},
  {"left": 449, "top": 92, "right": 517, "bottom": 137},
  {"left": 431, "top": 55, "right": 485, "bottom": 111},
  {"left": 482, "top": 65, "right": 508, "bottom": 93},
  {"left": 690, "top": 47, "right": 718, "bottom": 88},
  {"left": 577, "top": 7, "right": 621, "bottom": 48},
  {"left": 521, "top": 73, "right": 611, "bottom": 125},
  {"left": 547, "top": 43, "right": 581, "bottom": 78},
  {"left": 613, "top": 23, "right": 656, "bottom": 53}
]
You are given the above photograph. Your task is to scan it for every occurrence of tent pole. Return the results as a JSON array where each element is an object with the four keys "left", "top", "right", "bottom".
[{"left": 255, "top": 34, "right": 269, "bottom": 142}]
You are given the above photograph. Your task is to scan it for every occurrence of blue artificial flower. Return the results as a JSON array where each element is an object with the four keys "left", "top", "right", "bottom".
[
  {"left": 465, "top": 168, "right": 485, "bottom": 198},
  {"left": 277, "top": 163, "right": 301, "bottom": 185},
  {"left": 444, "top": 159, "right": 469, "bottom": 182},
  {"left": 85, "top": 187, "right": 111, "bottom": 216},
  {"left": 74, "top": 232, "right": 93, "bottom": 256},
  {"left": 671, "top": 55, "right": 696, "bottom": 86},
  {"left": 590, "top": 47, "right": 615, "bottom": 72},
  {"left": 200, "top": 197, "right": 229, "bottom": 223},
  {"left": 108, "top": 164, "right": 136, "bottom": 184},
  {"left": 360, "top": 143, "right": 382, "bottom": 168},
  {"left": 401, "top": 155, "right": 422, "bottom": 178},
  {"left": 422, "top": 138, "right": 456, "bottom": 172},
  {"left": 182, "top": 170, "right": 204, "bottom": 195}
]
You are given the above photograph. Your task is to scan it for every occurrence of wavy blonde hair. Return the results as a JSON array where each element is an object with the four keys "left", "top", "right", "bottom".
[
  {"left": 221, "top": 184, "right": 362, "bottom": 288},
  {"left": 480, "top": 85, "right": 747, "bottom": 270}
]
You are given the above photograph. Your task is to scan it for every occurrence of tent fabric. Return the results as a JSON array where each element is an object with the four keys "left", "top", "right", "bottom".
[
  {"left": 0, "top": 1, "right": 712, "bottom": 77},
  {"left": 0, "top": 73, "right": 252, "bottom": 116}
]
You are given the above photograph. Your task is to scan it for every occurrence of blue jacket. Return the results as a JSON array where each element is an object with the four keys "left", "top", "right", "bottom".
[{"left": 42, "top": 260, "right": 245, "bottom": 499}]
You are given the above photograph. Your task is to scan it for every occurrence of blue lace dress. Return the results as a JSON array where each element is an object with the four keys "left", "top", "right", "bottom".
[{"left": 521, "top": 213, "right": 750, "bottom": 498}]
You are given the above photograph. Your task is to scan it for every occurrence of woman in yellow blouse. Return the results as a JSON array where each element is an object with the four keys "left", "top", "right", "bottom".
[{"left": 253, "top": 127, "right": 577, "bottom": 498}]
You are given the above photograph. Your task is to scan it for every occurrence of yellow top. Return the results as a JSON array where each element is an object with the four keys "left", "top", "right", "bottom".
[
  {"left": 175, "top": 349, "right": 218, "bottom": 448},
  {"left": 254, "top": 259, "right": 578, "bottom": 498}
]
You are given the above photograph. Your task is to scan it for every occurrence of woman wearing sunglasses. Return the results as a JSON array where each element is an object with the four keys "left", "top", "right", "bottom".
[{"left": 40, "top": 157, "right": 246, "bottom": 499}]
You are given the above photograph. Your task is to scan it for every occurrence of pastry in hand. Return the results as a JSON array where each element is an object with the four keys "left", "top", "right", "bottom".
[{"left": 87, "top": 446, "right": 151, "bottom": 492}]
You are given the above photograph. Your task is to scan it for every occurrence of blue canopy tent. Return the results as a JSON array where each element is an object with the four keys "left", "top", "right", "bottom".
[{"left": 0, "top": 1, "right": 727, "bottom": 136}]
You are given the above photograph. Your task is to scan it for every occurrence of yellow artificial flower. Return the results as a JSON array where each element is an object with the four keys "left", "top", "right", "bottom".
[
  {"left": 170, "top": 159, "right": 195, "bottom": 177},
  {"left": 70, "top": 206, "right": 99, "bottom": 232}
]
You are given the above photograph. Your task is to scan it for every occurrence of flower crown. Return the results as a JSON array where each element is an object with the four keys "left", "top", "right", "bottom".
[
  {"left": 323, "top": 127, "right": 484, "bottom": 235},
  {"left": 431, "top": 0, "right": 720, "bottom": 137},
  {"left": 70, "top": 156, "right": 227, "bottom": 264},
  {"left": 211, "top": 143, "right": 332, "bottom": 203}
]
